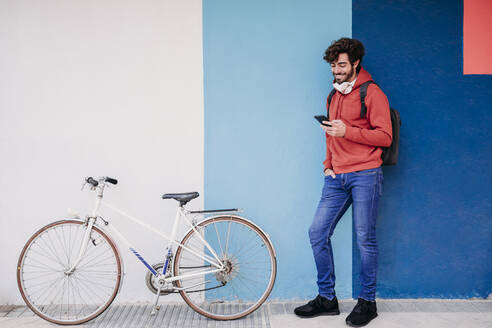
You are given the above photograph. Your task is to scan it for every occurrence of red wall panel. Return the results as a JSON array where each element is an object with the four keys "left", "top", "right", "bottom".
[{"left": 463, "top": 0, "right": 492, "bottom": 74}]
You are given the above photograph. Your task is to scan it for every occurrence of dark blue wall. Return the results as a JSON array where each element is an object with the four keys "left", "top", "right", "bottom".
[{"left": 353, "top": 0, "right": 492, "bottom": 298}]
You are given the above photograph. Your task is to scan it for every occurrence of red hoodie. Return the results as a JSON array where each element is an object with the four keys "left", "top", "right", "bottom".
[{"left": 323, "top": 67, "right": 392, "bottom": 173}]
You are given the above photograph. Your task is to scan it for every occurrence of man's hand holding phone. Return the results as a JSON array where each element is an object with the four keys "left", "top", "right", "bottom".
[
  {"left": 314, "top": 115, "right": 346, "bottom": 137},
  {"left": 322, "top": 119, "right": 346, "bottom": 137}
]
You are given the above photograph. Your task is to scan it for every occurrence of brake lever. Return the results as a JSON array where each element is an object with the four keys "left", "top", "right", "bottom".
[{"left": 81, "top": 178, "right": 97, "bottom": 191}]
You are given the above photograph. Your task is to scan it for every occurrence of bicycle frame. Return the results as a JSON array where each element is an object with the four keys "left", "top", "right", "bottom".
[{"left": 67, "top": 182, "right": 242, "bottom": 286}]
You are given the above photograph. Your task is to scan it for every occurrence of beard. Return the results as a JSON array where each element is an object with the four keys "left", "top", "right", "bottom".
[{"left": 334, "top": 65, "right": 355, "bottom": 83}]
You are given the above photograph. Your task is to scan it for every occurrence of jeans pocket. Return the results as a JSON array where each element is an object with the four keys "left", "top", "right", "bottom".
[{"left": 353, "top": 168, "right": 379, "bottom": 176}]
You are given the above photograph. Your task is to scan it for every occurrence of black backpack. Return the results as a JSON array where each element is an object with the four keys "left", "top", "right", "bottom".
[{"left": 327, "top": 80, "right": 401, "bottom": 166}]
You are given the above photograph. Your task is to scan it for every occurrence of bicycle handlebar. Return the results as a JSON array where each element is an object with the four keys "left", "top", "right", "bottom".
[
  {"left": 86, "top": 177, "right": 99, "bottom": 187},
  {"left": 85, "top": 176, "right": 118, "bottom": 187},
  {"left": 105, "top": 177, "right": 118, "bottom": 185}
]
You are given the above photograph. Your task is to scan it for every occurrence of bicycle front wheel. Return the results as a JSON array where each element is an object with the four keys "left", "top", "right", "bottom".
[
  {"left": 17, "top": 219, "right": 122, "bottom": 325},
  {"left": 174, "top": 215, "right": 276, "bottom": 320}
]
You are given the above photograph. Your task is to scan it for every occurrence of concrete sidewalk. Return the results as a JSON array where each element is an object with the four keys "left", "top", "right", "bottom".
[{"left": 1, "top": 300, "right": 491, "bottom": 328}]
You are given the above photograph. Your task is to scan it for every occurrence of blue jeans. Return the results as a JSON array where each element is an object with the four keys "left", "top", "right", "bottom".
[{"left": 309, "top": 167, "right": 383, "bottom": 301}]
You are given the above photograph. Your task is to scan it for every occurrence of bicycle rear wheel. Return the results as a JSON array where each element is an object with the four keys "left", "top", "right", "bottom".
[
  {"left": 17, "top": 219, "right": 122, "bottom": 325},
  {"left": 174, "top": 215, "right": 276, "bottom": 320}
]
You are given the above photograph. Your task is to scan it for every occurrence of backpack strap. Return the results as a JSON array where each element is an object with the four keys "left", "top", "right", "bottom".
[
  {"left": 327, "top": 89, "right": 337, "bottom": 120},
  {"left": 359, "top": 80, "right": 375, "bottom": 118}
]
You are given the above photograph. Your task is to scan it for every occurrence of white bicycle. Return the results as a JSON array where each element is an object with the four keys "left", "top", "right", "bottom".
[{"left": 17, "top": 176, "right": 277, "bottom": 325}]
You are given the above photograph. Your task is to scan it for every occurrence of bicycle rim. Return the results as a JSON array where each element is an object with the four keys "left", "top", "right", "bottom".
[
  {"left": 17, "top": 220, "right": 122, "bottom": 325},
  {"left": 174, "top": 216, "right": 276, "bottom": 320}
]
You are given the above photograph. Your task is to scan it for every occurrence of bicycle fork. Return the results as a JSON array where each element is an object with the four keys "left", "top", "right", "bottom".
[
  {"left": 65, "top": 217, "right": 97, "bottom": 275},
  {"left": 66, "top": 187, "right": 104, "bottom": 275}
]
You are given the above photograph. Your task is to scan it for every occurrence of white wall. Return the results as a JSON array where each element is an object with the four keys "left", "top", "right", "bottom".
[{"left": 0, "top": 0, "right": 204, "bottom": 303}]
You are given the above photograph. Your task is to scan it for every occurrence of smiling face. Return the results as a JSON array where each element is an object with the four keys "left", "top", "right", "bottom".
[{"left": 331, "top": 53, "right": 359, "bottom": 84}]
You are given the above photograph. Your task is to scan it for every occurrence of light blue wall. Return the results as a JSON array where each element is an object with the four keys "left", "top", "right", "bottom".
[{"left": 203, "top": 0, "right": 352, "bottom": 299}]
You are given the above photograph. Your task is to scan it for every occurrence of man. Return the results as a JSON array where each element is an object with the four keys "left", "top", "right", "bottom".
[{"left": 294, "top": 38, "right": 392, "bottom": 327}]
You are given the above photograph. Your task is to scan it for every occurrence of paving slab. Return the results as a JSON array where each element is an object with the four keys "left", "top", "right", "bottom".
[
  {"left": 269, "top": 312, "right": 492, "bottom": 328},
  {"left": 1, "top": 300, "right": 491, "bottom": 328}
]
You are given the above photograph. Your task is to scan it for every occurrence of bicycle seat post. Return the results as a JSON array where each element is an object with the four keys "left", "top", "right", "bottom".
[{"left": 168, "top": 205, "right": 183, "bottom": 252}]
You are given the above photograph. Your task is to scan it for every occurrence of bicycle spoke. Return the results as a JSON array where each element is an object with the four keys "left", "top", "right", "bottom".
[
  {"left": 23, "top": 257, "right": 64, "bottom": 273},
  {"left": 26, "top": 246, "right": 63, "bottom": 267},
  {"left": 35, "top": 274, "right": 66, "bottom": 307},
  {"left": 224, "top": 220, "right": 231, "bottom": 256},
  {"left": 213, "top": 219, "right": 225, "bottom": 256},
  {"left": 56, "top": 226, "right": 70, "bottom": 266},
  {"left": 27, "top": 275, "right": 65, "bottom": 299},
  {"left": 44, "top": 232, "right": 67, "bottom": 270}
]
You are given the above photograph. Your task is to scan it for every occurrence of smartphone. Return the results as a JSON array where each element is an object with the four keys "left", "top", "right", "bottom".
[{"left": 314, "top": 115, "right": 332, "bottom": 126}]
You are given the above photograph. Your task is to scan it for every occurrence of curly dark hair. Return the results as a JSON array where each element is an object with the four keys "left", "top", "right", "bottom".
[{"left": 323, "top": 38, "right": 365, "bottom": 73}]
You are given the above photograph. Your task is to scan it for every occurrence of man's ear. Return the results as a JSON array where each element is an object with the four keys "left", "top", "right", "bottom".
[{"left": 353, "top": 59, "right": 360, "bottom": 70}]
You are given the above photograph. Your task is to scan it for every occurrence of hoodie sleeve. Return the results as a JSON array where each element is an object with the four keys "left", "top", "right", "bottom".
[
  {"left": 323, "top": 95, "right": 333, "bottom": 171},
  {"left": 323, "top": 133, "right": 332, "bottom": 171},
  {"left": 343, "top": 84, "right": 392, "bottom": 147}
]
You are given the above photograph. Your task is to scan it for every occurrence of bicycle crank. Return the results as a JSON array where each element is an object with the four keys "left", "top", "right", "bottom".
[{"left": 145, "top": 263, "right": 174, "bottom": 295}]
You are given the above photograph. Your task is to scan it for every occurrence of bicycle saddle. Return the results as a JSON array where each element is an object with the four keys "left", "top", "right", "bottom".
[{"left": 162, "top": 192, "right": 199, "bottom": 205}]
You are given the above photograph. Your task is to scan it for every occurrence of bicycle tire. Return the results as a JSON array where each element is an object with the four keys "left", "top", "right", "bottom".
[
  {"left": 173, "top": 215, "right": 276, "bottom": 320},
  {"left": 17, "top": 219, "right": 122, "bottom": 325}
]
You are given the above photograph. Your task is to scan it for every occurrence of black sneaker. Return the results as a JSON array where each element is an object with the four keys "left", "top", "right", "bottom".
[
  {"left": 345, "top": 298, "right": 378, "bottom": 327},
  {"left": 294, "top": 295, "right": 340, "bottom": 317}
]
